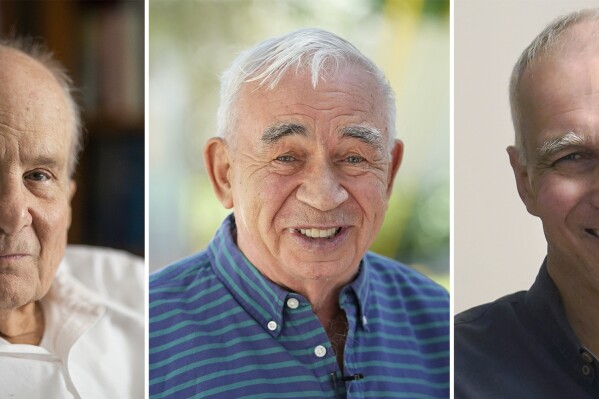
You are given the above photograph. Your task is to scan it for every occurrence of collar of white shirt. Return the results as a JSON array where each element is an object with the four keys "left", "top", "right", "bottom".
[{"left": 0, "top": 245, "right": 144, "bottom": 399}]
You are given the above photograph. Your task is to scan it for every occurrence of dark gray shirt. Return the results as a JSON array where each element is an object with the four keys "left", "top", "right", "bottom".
[{"left": 455, "top": 260, "right": 598, "bottom": 398}]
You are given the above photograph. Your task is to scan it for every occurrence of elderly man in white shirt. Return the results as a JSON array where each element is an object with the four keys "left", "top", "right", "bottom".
[{"left": 0, "top": 40, "right": 144, "bottom": 398}]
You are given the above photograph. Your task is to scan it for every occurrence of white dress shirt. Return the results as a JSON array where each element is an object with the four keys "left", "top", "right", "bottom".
[{"left": 0, "top": 245, "right": 144, "bottom": 399}]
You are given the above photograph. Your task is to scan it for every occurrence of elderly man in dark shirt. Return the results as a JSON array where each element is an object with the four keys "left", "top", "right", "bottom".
[{"left": 455, "top": 8, "right": 599, "bottom": 398}]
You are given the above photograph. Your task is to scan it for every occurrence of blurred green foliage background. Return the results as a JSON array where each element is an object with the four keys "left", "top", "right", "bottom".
[{"left": 149, "top": 0, "right": 449, "bottom": 289}]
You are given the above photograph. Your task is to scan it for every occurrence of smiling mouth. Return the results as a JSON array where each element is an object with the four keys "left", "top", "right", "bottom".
[
  {"left": 297, "top": 227, "right": 342, "bottom": 239},
  {"left": 585, "top": 229, "right": 599, "bottom": 238}
]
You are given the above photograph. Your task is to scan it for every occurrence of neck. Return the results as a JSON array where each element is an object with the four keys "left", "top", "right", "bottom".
[
  {"left": 548, "top": 258, "right": 599, "bottom": 356},
  {"left": 268, "top": 275, "right": 350, "bottom": 370},
  {"left": 0, "top": 302, "right": 44, "bottom": 345},
  {"left": 300, "top": 282, "right": 343, "bottom": 315},
  {"left": 302, "top": 284, "right": 348, "bottom": 371}
]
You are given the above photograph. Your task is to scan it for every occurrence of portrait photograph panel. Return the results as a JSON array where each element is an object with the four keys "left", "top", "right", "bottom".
[{"left": 149, "top": 1, "right": 450, "bottom": 398}]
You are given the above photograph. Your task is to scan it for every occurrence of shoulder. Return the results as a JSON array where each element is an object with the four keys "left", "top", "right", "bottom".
[
  {"left": 455, "top": 290, "right": 526, "bottom": 328},
  {"left": 149, "top": 249, "right": 228, "bottom": 349},
  {"left": 455, "top": 290, "right": 528, "bottom": 348},
  {"left": 365, "top": 251, "right": 449, "bottom": 301},
  {"left": 60, "top": 245, "right": 144, "bottom": 313},
  {"left": 363, "top": 252, "right": 449, "bottom": 334},
  {"left": 454, "top": 290, "right": 559, "bottom": 397},
  {"left": 454, "top": 291, "right": 528, "bottom": 385},
  {"left": 150, "top": 250, "right": 212, "bottom": 297},
  {"left": 362, "top": 252, "right": 449, "bottom": 380},
  {"left": 150, "top": 249, "right": 216, "bottom": 300}
]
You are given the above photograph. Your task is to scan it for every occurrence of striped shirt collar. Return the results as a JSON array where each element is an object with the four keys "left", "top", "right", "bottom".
[{"left": 208, "top": 214, "right": 371, "bottom": 336}]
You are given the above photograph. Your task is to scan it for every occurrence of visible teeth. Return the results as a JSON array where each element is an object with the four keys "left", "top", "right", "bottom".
[
  {"left": 586, "top": 229, "right": 599, "bottom": 237},
  {"left": 299, "top": 227, "right": 340, "bottom": 238}
]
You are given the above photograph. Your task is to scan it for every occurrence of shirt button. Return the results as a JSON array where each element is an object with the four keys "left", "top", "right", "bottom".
[
  {"left": 267, "top": 321, "right": 278, "bottom": 331},
  {"left": 581, "top": 351, "right": 594, "bottom": 363},
  {"left": 314, "top": 345, "right": 327, "bottom": 358},
  {"left": 287, "top": 298, "right": 299, "bottom": 309},
  {"left": 582, "top": 364, "right": 592, "bottom": 376},
  {"left": 362, "top": 316, "right": 368, "bottom": 325}
]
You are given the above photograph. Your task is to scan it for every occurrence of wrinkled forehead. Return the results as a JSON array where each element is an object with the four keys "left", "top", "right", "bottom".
[
  {"left": 238, "top": 72, "right": 383, "bottom": 149},
  {"left": 521, "top": 53, "right": 599, "bottom": 106},
  {"left": 0, "top": 48, "right": 72, "bottom": 142},
  {"left": 0, "top": 47, "right": 73, "bottom": 172}
]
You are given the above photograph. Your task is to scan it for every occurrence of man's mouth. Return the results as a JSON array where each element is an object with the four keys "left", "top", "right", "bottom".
[
  {"left": 296, "top": 227, "right": 342, "bottom": 239},
  {"left": 0, "top": 254, "right": 29, "bottom": 261}
]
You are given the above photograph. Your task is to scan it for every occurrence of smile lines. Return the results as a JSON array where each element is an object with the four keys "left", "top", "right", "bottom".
[{"left": 297, "top": 227, "right": 342, "bottom": 239}]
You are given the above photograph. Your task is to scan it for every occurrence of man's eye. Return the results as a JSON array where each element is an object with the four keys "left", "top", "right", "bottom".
[
  {"left": 275, "top": 155, "right": 296, "bottom": 163},
  {"left": 554, "top": 152, "right": 586, "bottom": 165},
  {"left": 346, "top": 155, "right": 364, "bottom": 164},
  {"left": 26, "top": 171, "right": 51, "bottom": 181},
  {"left": 562, "top": 153, "right": 583, "bottom": 161}
]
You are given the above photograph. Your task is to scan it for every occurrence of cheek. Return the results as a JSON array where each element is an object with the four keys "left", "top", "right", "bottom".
[
  {"left": 33, "top": 201, "right": 71, "bottom": 295},
  {"left": 231, "top": 171, "right": 292, "bottom": 230},
  {"left": 352, "top": 177, "right": 389, "bottom": 215},
  {"left": 252, "top": 171, "right": 297, "bottom": 200},
  {"left": 534, "top": 177, "right": 585, "bottom": 222}
]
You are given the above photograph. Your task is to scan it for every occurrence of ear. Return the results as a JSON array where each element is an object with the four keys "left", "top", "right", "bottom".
[
  {"left": 507, "top": 146, "right": 538, "bottom": 216},
  {"left": 204, "top": 137, "right": 234, "bottom": 209},
  {"left": 386, "top": 139, "right": 404, "bottom": 198}
]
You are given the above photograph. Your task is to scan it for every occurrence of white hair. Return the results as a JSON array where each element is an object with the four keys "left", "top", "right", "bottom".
[
  {"left": 509, "top": 8, "right": 599, "bottom": 165},
  {"left": 217, "top": 28, "right": 397, "bottom": 152},
  {"left": 0, "top": 37, "right": 83, "bottom": 177}
]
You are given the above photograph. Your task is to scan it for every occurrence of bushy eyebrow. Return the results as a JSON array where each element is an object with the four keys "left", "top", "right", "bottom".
[
  {"left": 536, "top": 132, "right": 586, "bottom": 160},
  {"left": 340, "top": 126, "right": 383, "bottom": 151},
  {"left": 259, "top": 123, "right": 384, "bottom": 152},
  {"left": 260, "top": 123, "right": 307, "bottom": 145}
]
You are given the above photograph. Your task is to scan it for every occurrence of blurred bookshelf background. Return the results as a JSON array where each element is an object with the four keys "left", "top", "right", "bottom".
[
  {"left": 0, "top": 0, "right": 144, "bottom": 257},
  {"left": 149, "top": 0, "right": 449, "bottom": 289}
]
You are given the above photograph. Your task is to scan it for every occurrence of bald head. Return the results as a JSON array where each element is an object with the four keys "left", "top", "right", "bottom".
[
  {"left": 509, "top": 9, "right": 599, "bottom": 165},
  {"left": 0, "top": 40, "right": 82, "bottom": 176}
]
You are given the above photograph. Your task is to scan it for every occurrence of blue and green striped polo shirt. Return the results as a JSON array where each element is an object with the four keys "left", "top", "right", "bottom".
[{"left": 150, "top": 215, "right": 449, "bottom": 398}]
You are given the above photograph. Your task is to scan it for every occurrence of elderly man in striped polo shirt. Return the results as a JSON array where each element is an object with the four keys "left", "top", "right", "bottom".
[{"left": 150, "top": 28, "right": 449, "bottom": 399}]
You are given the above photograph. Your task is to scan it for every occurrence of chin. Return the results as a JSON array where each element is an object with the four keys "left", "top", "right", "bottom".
[
  {"left": 294, "top": 259, "right": 356, "bottom": 281},
  {"left": 0, "top": 286, "right": 34, "bottom": 310}
]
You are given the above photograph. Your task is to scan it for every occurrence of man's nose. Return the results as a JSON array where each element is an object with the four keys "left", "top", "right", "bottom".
[
  {"left": 0, "top": 178, "right": 32, "bottom": 234},
  {"left": 296, "top": 161, "right": 349, "bottom": 211}
]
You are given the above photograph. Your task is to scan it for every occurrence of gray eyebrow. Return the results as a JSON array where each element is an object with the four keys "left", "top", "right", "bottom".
[
  {"left": 537, "top": 132, "right": 586, "bottom": 159},
  {"left": 340, "top": 126, "right": 383, "bottom": 151},
  {"left": 260, "top": 123, "right": 307, "bottom": 145}
]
